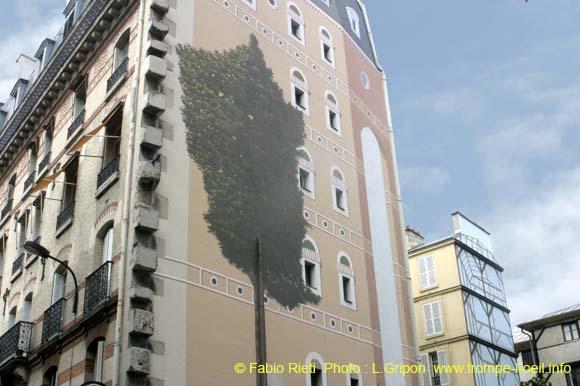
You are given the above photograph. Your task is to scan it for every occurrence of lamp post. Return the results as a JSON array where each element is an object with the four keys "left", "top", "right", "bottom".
[{"left": 23, "top": 240, "right": 79, "bottom": 314}]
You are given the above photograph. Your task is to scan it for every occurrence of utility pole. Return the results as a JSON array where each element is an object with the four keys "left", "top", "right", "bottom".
[{"left": 255, "top": 236, "right": 268, "bottom": 386}]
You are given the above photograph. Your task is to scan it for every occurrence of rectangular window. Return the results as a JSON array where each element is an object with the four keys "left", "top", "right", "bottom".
[
  {"left": 342, "top": 276, "right": 352, "bottom": 303},
  {"left": 424, "top": 301, "right": 443, "bottom": 336},
  {"left": 335, "top": 189, "right": 345, "bottom": 210},
  {"left": 299, "top": 168, "right": 311, "bottom": 192},
  {"left": 418, "top": 255, "right": 437, "bottom": 290},
  {"left": 95, "top": 340, "right": 106, "bottom": 381},
  {"left": 310, "top": 368, "right": 322, "bottom": 386},
  {"left": 73, "top": 80, "right": 87, "bottom": 118},
  {"left": 294, "top": 87, "right": 306, "bottom": 110},
  {"left": 17, "top": 213, "right": 29, "bottom": 253},
  {"left": 32, "top": 194, "right": 44, "bottom": 241},
  {"left": 350, "top": 377, "right": 359, "bottom": 386},
  {"left": 63, "top": 158, "right": 78, "bottom": 209},
  {"left": 304, "top": 261, "right": 316, "bottom": 289},
  {"left": 563, "top": 322, "right": 580, "bottom": 342},
  {"left": 329, "top": 110, "right": 338, "bottom": 131},
  {"left": 64, "top": 9, "right": 75, "bottom": 36},
  {"left": 291, "top": 20, "right": 302, "bottom": 40},
  {"left": 429, "top": 352, "right": 441, "bottom": 386}
]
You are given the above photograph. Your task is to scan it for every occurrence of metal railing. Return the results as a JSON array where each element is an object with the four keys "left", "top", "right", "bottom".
[
  {"left": 56, "top": 202, "right": 75, "bottom": 230},
  {"left": 106, "top": 57, "right": 129, "bottom": 93},
  {"left": 1, "top": 199, "right": 13, "bottom": 220},
  {"left": 23, "top": 171, "right": 35, "bottom": 191},
  {"left": 0, "top": 321, "right": 33, "bottom": 367},
  {"left": 84, "top": 261, "right": 112, "bottom": 315},
  {"left": 455, "top": 233, "right": 497, "bottom": 263},
  {"left": 39, "top": 152, "right": 51, "bottom": 172},
  {"left": 11, "top": 253, "right": 25, "bottom": 276},
  {"left": 41, "top": 298, "right": 66, "bottom": 345},
  {"left": 97, "top": 157, "right": 119, "bottom": 189},
  {"left": 67, "top": 109, "right": 85, "bottom": 139}
]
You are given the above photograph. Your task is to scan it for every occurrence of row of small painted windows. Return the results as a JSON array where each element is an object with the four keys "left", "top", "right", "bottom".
[
  {"left": 419, "top": 351, "right": 451, "bottom": 386},
  {"left": 40, "top": 337, "right": 106, "bottom": 386},
  {"left": 297, "top": 149, "right": 349, "bottom": 216},
  {"left": 563, "top": 321, "right": 579, "bottom": 342},
  {"left": 5, "top": 223, "right": 114, "bottom": 328},
  {"left": 301, "top": 238, "right": 356, "bottom": 309},
  {"left": 306, "top": 352, "right": 361, "bottom": 386}
]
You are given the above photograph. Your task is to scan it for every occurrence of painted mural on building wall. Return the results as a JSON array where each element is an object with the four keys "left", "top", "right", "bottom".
[{"left": 177, "top": 35, "right": 320, "bottom": 308}]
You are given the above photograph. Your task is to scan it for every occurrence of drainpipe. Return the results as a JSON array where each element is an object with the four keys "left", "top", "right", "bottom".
[
  {"left": 112, "top": 0, "right": 146, "bottom": 385},
  {"left": 520, "top": 328, "right": 538, "bottom": 366},
  {"left": 381, "top": 72, "right": 421, "bottom": 372}
]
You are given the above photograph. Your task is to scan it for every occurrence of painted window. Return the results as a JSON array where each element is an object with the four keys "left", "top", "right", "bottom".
[
  {"left": 325, "top": 91, "right": 340, "bottom": 135},
  {"left": 420, "top": 351, "right": 450, "bottom": 386},
  {"left": 418, "top": 255, "right": 437, "bottom": 290},
  {"left": 297, "top": 148, "right": 315, "bottom": 198},
  {"left": 302, "top": 238, "right": 321, "bottom": 295},
  {"left": 52, "top": 265, "right": 67, "bottom": 304},
  {"left": 346, "top": 7, "right": 361, "bottom": 38},
  {"left": 22, "top": 293, "right": 33, "bottom": 322},
  {"left": 44, "top": 366, "right": 58, "bottom": 386},
  {"left": 7, "top": 306, "right": 17, "bottom": 328},
  {"left": 291, "top": 69, "right": 309, "bottom": 114},
  {"left": 73, "top": 78, "right": 86, "bottom": 119},
  {"left": 331, "top": 168, "right": 348, "bottom": 216},
  {"left": 305, "top": 353, "right": 328, "bottom": 386},
  {"left": 86, "top": 337, "right": 106, "bottom": 382},
  {"left": 241, "top": 0, "right": 257, "bottom": 10},
  {"left": 563, "top": 322, "right": 580, "bottom": 342},
  {"left": 319, "top": 28, "right": 335, "bottom": 67},
  {"left": 287, "top": 3, "right": 305, "bottom": 44},
  {"left": 338, "top": 254, "right": 356, "bottom": 309},
  {"left": 423, "top": 301, "right": 443, "bottom": 336}
]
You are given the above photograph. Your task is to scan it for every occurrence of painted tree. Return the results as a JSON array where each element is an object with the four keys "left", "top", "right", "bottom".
[
  {"left": 177, "top": 35, "right": 320, "bottom": 308},
  {"left": 521, "top": 376, "right": 552, "bottom": 386}
]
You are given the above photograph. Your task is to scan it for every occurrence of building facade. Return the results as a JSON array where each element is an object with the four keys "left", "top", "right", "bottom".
[
  {"left": 0, "top": 0, "right": 418, "bottom": 386},
  {"left": 407, "top": 213, "right": 519, "bottom": 386},
  {"left": 517, "top": 304, "right": 580, "bottom": 386}
]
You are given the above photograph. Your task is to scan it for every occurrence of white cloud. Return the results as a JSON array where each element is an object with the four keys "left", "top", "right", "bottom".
[
  {"left": 487, "top": 168, "right": 580, "bottom": 325},
  {"left": 400, "top": 165, "right": 450, "bottom": 195}
]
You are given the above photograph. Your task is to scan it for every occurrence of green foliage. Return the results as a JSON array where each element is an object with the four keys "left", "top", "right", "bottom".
[
  {"left": 176, "top": 35, "right": 320, "bottom": 307},
  {"left": 521, "top": 375, "right": 552, "bottom": 386}
]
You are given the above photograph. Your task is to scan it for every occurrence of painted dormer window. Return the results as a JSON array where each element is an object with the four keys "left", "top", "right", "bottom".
[{"left": 346, "top": 7, "right": 361, "bottom": 38}]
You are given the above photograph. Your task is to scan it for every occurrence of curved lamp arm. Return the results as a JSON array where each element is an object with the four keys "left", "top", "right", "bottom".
[{"left": 23, "top": 241, "right": 79, "bottom": 314}]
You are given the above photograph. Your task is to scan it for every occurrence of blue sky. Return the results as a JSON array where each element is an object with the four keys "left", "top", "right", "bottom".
[{"left": 0, "top": 0, "right": 578, "bottom": 326}]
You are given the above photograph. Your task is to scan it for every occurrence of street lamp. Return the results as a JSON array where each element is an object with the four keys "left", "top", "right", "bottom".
[{"left": 23, "top": 240, "right": 79, "bottom": 314}]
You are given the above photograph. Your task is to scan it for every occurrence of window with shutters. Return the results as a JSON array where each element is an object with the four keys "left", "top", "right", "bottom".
[
  {"left": 423, "top": 301, "right": 443, "bottom": 336},
  {"left": 418, "top": 255, "right": 437, "bottom": 290},
  {"left": 420, "top": 351, "right": 450, "bottom": 386}
]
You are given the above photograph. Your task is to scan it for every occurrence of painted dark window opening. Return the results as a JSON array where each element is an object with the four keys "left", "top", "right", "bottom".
[{"left": 563, "top": 321, "right": 580, "bottom": 342}]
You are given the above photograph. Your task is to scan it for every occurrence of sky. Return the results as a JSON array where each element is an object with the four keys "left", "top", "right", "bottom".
[{"left": 0, "top": 0, "right": 578, "bottom": 327}]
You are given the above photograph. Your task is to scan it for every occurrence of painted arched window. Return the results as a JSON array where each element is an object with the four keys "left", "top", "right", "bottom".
[
  {"left": 297, "top": 148, "right": 315, "bottom": 198},
  {"left": 86, "top": 337, "right": 106, "bottom": 383},
  {"left": 22, "top": 293, "right": 33, "bottom": 322},
  {"left": 305, "top": 352, "right": 328, "bottom": 386},
  {"left": 52, "top": 263, "right": 67, "bottom": 304},
  {"left": 302, "top": 238, "right": 321, "bottom": 295},
  {"left": 338, "top": 253, "right": 356, "bottom": 309},
  {"left": 98, "top": 222, "right": 114, "bottom": 265},
  {"left": 325, "top": 91, "right": 340, "bottom": 135},
  {"left": 331, "top": 167, "right": 348, "bottom": 216},
  {"left": 346, "top": 7, "right": 361, "bottom": 38},
  {"left": 5, "top": 174, "right": 16, "bottom": 210},
  {"left": 287, "top": 3, "right": 305, "bottom": 44},
  {"left": 113, "top": 29, "right": 130, "bottom": 70},
  {"left": 319, "top": 27, "right": 335, "bottom": 67},
  {"left": 347, "top": 372, "right": 363, "bottom": 386},
  {"left": 291, "top": 68, "right": 309, "bottom": 115}
]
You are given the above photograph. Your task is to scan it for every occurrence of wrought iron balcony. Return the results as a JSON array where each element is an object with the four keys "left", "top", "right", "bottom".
[
  {"left": 84, "top": 261, "right": 112, "bottom": 315},
  {"left": 1, "top": 199, "right": 13, "bottom": 220},
  {"left": 56, "top": 202, "right": 75, "bottom": 230},
  {"left": 39, "top": 152, "right": 51, "bottom": 172},
  {"left": 12, "top": 253, "right": 25, "bottom": 276},
  {"left": 67, "top": 109, "right": 85, "bottom": 139},
  {"left": 106, "top": 57, "right": 129, "bottom": 93},
  {"left": 41, "top": 298, "right": 66, "bottom": 345},
  {"left": 23, "top": 171, "right": 35, "bottom": 192},
  {"left": 97, "top": 157, "right": 119, "bottom": 190},
  {"left": 0, "top": 321, "right": 33, "bottom": 367}
]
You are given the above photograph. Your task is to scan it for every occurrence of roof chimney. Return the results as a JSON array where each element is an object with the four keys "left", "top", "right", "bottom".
[{"left": 405, "top": 226, "right": 424, "bottom": 250}]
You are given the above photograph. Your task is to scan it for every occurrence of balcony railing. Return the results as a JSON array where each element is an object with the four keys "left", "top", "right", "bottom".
[
  {"left": 97, "top": 157, "right": 119, "bottom": 190},
  {"left": 106, "top": 57, "right": 129, "bottom": 93},
  {"left": 0, "top": 321, "right": 33, "bottom": 367},
  {"left": 41, "top": 298, "right": 66, "bottom": 345},
  {"left": 1, "top": 199, "right": 13, "bottom": 220},
  {"left": 12, "top": 253, "right": 25, "bottom": 276},
  {"left": 56, "top": 202, "right": 74, "bottom": 230},
  {"left": 67, "top": 109, "right": 85, "bottom": 139},
  {"left": 39, "top": 152, "right": 51, "bottom": 172},
  {"left": 23, "top": 171, "right": 35, "bottom": 192},
  {"left": 84, "top": 261, "right": 112, "bottom": 315}
]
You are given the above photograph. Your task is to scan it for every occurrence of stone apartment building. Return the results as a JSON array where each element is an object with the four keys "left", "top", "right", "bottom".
[
  {"left": 516, "top": 304, "right": 580, "bottom": 386},
  {"left": 406, "top": 213, "right": 520, "bottom": 386},
  {"left": 0, "top": 0, "right": 418, "bottom": 385}
]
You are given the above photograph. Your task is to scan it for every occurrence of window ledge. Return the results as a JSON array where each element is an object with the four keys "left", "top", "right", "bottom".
[
  {"left": 56, "top": 217, "right": 74, "bottom": 238},
  {"left": 24, "top": 254, "right": 38, "bottom": 268},
  {"left": 10, "top": 269, "right": 23, "bottom": 283},
  {"left": 340, "top": 301, "right": 356, "bottom": 311},
  {"left": 420, "top": 285, "right": 439, "bottom": 292},
  {"left": 425, "top": 332, "right": 446, "bottom": 340},
  {"left": 95, "top": 171, "right": 119, "bottom": 198}
]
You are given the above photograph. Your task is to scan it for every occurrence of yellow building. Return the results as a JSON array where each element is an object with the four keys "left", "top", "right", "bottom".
[{"left": 407, "top": 213, "right": 519, "bottom": 386}]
